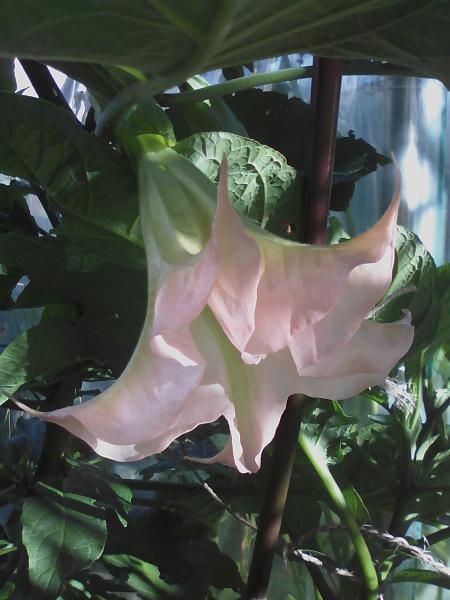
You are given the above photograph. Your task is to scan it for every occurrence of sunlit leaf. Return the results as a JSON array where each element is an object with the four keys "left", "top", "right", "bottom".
[
  {"left": 372, "top": 226, "right": 438, "bottom": 357},
  {"left": 175, "top": 131, "right": 300, "bottom": 236}
]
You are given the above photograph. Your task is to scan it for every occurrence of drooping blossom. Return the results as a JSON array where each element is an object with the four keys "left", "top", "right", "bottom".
[{"left": 16, "top": 141, "right": 414, "bottom": 473}]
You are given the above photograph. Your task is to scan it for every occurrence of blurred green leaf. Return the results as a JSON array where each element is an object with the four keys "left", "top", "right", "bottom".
[
  {"left": 0, "top": 58, "right": 15, "bottom": 92},
  {"left": 326, "top": 216, "right": 351, "bottom": 245},
  {"left": 0, "top": 582, "right": 15, "bottom": 600},
  {"left": 340, "top": 483, "right": 370, "bottom": 524},
  {"left": 388, "top": 568, "right": 450, "bottom": 589},
  {"left": 103, "top": 554, "right": 182, "bottom": 599},
  {"left": 0, "top": 231, "right": 145, "bottom": 375},
  {"left": 176, "top": 537, "right": 244, "bottom": 593},
  {"left": 0, "top": 317, "right": 91, "bottom": 404},
  {"left": 0, "top": 182, "right": 39, "bottom": 236},
  {"left": 0, "top": 92, "right": 143, "bottom": 266},
  {"left": 65, "top": 464, "right": 132, "bottom": 527}
]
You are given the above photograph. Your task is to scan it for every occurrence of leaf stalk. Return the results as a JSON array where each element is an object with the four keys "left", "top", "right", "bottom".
[{"left": 298, "top": 430, "right": 379, "bottom": 600}]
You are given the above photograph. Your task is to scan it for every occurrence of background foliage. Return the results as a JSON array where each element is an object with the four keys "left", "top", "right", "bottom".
[{"left": 0, "top": 2, "right": 449, "bottom": 599}]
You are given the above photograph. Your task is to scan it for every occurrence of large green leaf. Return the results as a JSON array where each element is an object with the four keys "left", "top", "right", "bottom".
[
  {"left": 175, "top": 131, "right": 300, "bottom": 236},
  {"left": 22, "top": 482, "right": 107, "bottom": 598},
  {"left": 0, "top": 58, "right": 15, "bottom": 92},
  {"left": 0, "top": 92, "right": 143, "bottom": 260},
  {"left": 0, "top": 2, "right": 449, "bottom": 85},
  {"left": 0, "top": 317, "right": 91, "bottom": 404},
  {"left": 53, "top": 215, "right": 146, "bottom": 271},
  {"left": 0, "top": 182, "right": 39, "bottom": 236}
]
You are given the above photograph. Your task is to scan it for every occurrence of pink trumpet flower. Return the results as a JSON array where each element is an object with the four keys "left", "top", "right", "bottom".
[{"left": 17, "top": 144, "right": 414, "bottom": 473}]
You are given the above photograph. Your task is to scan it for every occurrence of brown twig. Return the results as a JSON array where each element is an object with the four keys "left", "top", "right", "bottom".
[
  {"left": 297, "top": 524, "right": 450, "bottom": 578},
  {"left": 200, "top": 479, "right": 257, "bottom": 531},
  {"left": 195, "top": 478, "right": 363, "bottom": 584},
  {"left": 244, "top": 57, "right": 342, "bottom": 600}
]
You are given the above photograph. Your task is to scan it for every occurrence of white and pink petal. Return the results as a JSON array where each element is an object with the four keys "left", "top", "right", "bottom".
[{"left": 208, "top": 161, "right": 402, "bottom": 370}]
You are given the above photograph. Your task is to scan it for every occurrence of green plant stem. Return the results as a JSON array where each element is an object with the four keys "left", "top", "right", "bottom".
[
  {"left": 298, "top": 430, "right": 379, "bottom": 600},
  {"left": 158, "top": 60, "right": 422, "bottom": 107},
  {"left": 386, "top": 422, "right": 414, "bottom": 537},
  {"left": 159, "top": 66, "right": 308, "bottom": 104}
]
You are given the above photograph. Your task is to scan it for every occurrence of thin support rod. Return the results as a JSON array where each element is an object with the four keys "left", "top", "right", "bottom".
[
  {"left": 304, "top": 57, "right": 343, "bottom": 245},
  {"left": 244, "top": 57, "right": 343, "bottom": 600},
  {"left": 244, "top": 396, "right": 304, "bottom": 600}
]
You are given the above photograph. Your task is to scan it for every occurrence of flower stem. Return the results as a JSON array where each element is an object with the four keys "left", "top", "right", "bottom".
[
  {"left": 244, "top": 57, "right": 342, "bottom": 600},
  {"left": 298, "top": 430, "right": 379, "bottom": 600}
]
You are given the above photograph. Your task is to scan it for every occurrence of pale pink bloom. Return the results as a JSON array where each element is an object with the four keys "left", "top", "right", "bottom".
[{"left": 17, "top": 151, "right": 414, "bottom": 473}]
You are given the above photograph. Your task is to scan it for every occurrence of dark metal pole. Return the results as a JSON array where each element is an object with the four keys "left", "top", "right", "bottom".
[
  {"left": 244, "top": 57, "right": 343, "bottom": 600},
  {"left": 304, "top": 57, "right": 343, "bottom": 245},
  {"left": 20, "top": 59, "right": 72, "bottom": 111}
]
